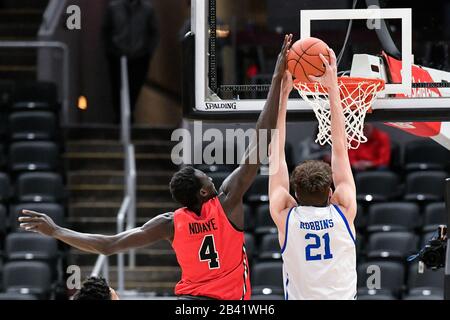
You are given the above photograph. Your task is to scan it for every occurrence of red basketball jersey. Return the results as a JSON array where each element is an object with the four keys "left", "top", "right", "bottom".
[{"left": 172, "top": 196, "right": 251, "bottom": 300}]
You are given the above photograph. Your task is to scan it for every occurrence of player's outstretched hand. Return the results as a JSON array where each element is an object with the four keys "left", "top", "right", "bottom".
[
  {"left": 18, "top": 210, "right": 59, "bottom": 237},
  {"left": 308, "top": 47, "right": 337, "bottom": 91},
  {"left": 273, "top": 34, "right": 293, "bottom": 80}
]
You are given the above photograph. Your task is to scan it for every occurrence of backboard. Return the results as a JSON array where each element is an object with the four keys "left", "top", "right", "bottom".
[{"left": 184, "top": 0, "right": 450, "bottom": 123}]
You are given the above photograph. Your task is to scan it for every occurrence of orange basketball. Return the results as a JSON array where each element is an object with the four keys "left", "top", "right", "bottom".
[{"left": 287, "top": 37, "right": 330, "bottom": 83}]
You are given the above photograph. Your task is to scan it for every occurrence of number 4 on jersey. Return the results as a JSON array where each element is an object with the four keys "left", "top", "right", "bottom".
[{"left": 199, "top": 235, "right": 220, "bottom": 269}]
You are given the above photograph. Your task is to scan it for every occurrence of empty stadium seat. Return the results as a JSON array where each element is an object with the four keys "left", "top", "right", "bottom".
[
  {"left": 251, "top": 294, "right": 284, "bottom": 300},
  {"left": 357, "top": 289, "right": 397, "bottom": 300},
  {"left": 254, "top": 204, "right": 277, "bottom": 235},
  {"left": 5, "top": 233, "right": 59, "bottom": 262},
  {"left": 407, "top": 262, "right": 444, "bottom": 290},
  {"left": 244, "top": 233, "right": 255, "bottom": 262},
  {"left": 366, "top": 202, "right": 421, "bottom": 233},
  {"left": 357, "top": 261, "right": 405, "bottom": 296},
  {"left": 405, "top": 140, "right": 450, "bottom": 171},
  {"left": 8, "top": 111, "right": 57, "bottom": 141},
  {"left": 9, "top": 141, "right": 59, "bottom": 172},
  {"left": 2, "top": 261, "right": 52, "bottom": 298},
  {"left": 354, "top": 203, "right": 366, "bottom": 231},
  {"left": 16, "top": 172, "right": 64, "bottom": 203},
  {"left": 355, "top": 171, "right": 401, "bottom": 202},
  {"left": 259, "top": 233, "right": 282, "bottom": 260},
  {"left": 423, "top": 202, "right": 447, "bottom": 232},
  {"left": 0, "top": 172, "right": 10, "bottom": 202},
  {"left": 252, "top": 261, "right": 283, "bottom": 294},
  {"left": 0, "top": 204, "right": 7, "bottom": 247},
  {"left": 246, "top": 175, "right": 269, "bottom": 202},
  {"left": 0, "top": 293, "right": 38, "bottom": 300},
  {"left": 404, "top": 171, "right": 447, "bottom": 202},
  {"left": 366, "top": 232, "right": 418, "bottom": 260},
  {"left": 10, "top": 203, "right": 65, "bottom": 231},
  {"left": 403, "top": 287, "right": 443, "bottom": 300},
  {"left": 12, "top": 81, "right": 58, "bottom": 110}
]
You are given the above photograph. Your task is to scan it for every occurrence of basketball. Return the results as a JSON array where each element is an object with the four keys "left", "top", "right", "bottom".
[{"left": 287, "top": 37, "right": 331, "bottom": 83}]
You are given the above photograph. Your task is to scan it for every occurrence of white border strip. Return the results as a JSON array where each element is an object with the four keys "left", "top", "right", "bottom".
[{"left": 301, "top": 8, "right": 412, "bottom": 95}]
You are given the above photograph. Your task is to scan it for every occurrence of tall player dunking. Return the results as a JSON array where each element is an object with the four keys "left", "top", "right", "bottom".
[
  {"left": 18, "top": 35, "right": 293, "bottom": 300},
  {"left": 268, "top": 48, "right": 357, "bottom": 300}
]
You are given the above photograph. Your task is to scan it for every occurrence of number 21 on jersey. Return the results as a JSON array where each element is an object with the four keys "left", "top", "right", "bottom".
[
  {"left": 199, "top": 234, "right": 220, "bottom": 269},
  {"left": 305, "top": 233, "right": 333, "bottom": 261}
]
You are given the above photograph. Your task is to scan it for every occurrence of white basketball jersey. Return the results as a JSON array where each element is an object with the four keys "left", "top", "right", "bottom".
[{"left": 281, "top": 204, "right": 357, "bottom": 300}]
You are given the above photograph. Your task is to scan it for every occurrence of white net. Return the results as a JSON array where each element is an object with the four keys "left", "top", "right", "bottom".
[{"left": 294, "top": 77, "right": 385, "bottom": 149}]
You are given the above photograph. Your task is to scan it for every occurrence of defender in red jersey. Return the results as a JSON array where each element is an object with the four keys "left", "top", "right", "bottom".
[{"left": 18, "top": 35, "right": 293, "bottom": 300}]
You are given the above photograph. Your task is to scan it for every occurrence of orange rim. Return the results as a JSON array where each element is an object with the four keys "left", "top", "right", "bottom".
[{"left": 294, "top": 76, "right": 385, "bottom": 93}]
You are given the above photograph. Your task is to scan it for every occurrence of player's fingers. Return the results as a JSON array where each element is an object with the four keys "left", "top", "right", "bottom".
[
  {"left": 18, "top": 216, "right": 41, "bottom": 223},
  {"left": 328, "top": 47, "right": 337, "bottom": 65},
  {"left": 308, "top": 75, "right": 321, "bottom": 83},
  {"left": 319, "top": 54, "right": 330, "bottom": 68},
  {"left": 20, "top": 223, "right": 39, "bottom": 231},
  {"left": 22, "top": 209, "right": 43, "bottom": 217}
]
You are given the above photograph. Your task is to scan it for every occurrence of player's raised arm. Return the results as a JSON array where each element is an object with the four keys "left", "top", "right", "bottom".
[
  {"left": 309, "top": 48, "right": 357, "bottom": 222},
  {"left": 18, "top": 210, "right": 174, "bottom": 255},
  {"left": 268, "top": 70, "right": 297, "bottom": 228},
  {"left": 219, "top": 34, "right": 292, "bottom": 216}
]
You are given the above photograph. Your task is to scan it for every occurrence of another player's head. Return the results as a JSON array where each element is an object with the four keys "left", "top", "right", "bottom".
[
  {"left": 169, "top": 166, "right": 218, "bottom": 210},
  {"left": 72, "top": 276, "right": 119, "bottom": 300},
  {"left": 291, "top": 160, "right": 332, "bottom": 207}
]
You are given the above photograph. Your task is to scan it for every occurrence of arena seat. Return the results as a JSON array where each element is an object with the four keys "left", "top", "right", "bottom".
[
  {"left": 246, "top": 175, "right": 269, "bottom": 203},
  {"left": 357, "top": 261, "right": 405, "bottom": 296},
  {"left": 254, "top": 204, "right": 277, "bottom": 235},
  {"left": 355, "top": 171, "right": 401, "bottom": 202},
  {"left": 16, "top": 172, "right": 64, "bottom": 203},
  {"left": 366, "top": 232, "right": 418, "bottom": 260},
  {"left": 244, "top": 233, "right": 255, "bottom": 263},
  {"left": 251, "top": 294, "right": 284, "bottom": 300},
  {"left": 357, "top": 288, "right": 397, "bottom": 300},
  {"left": 0, "top": 292, "right": 38, "bottom": 300},
  {"left": 252, "top": 261, "right": 284, "bottom": 295},
  {"left": 404, "top": 171, "right": 447, "bottom": 202},
  {"left": 8, "top": 111, "right": 57, "bottom": 141},
  {"left": 9, "top": 141, "right": 59, "bottom": 173},
  {"left": 423, "top": 202, "right": 446, "bottom": 232},
  {"left": 258, "top": 233, "right": 282, "bottom": 260},
  {"left": 2, "top": 261, "right": 52, "bottom": 298},
  {"left": 407, "top": 262, "right": 444, "bottom": 290},
  {"left": 403, "top": 288, "right": 443, "bottom": 300},
  {"left": 5, "top": 232, "right": 59, "bottom": 263},
  {"left": 0, "top": 172, "right": 10, "bottom": 202},
  {"left": 354, "top": 203, "right": 366, "bottom": 232},
  {"left": 11, "top": 81, "right": 58, "bottom": 110},
  {"left": 10, "top": 203, "right": 65, "bottom": 231},
  {"left": 366, "top": 202, "right": 421, "bottom": 233},
  {"left": 404, "top": 140, "right": 450, "bottom": 171},
  {"left": 0, "top": 204, "right": 7, "bottom": 247}
]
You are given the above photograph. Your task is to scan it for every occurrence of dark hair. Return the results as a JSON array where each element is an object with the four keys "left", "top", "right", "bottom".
[
  {"left": 169, "top": 166, "right": 201, "bottom": 208},
  {"left": 290, "top": 160, "right": 332, "bottom": 206},
  {"left": 72, "top": 276, "right": 111, "bottom": 300}
]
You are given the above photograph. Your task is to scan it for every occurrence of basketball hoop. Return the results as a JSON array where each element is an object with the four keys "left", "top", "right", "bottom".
[{"left": 294, "top": 77, "right": 385, "bottom": 149}]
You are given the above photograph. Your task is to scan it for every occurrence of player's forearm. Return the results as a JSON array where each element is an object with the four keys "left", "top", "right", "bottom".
[
  {"left": 53, "top": 227, "right": 116, "bottom": 255},
  {"left": 329, "top": 87, "right": 347, "bottom": 153},
  {"left": 255, "top": 75, "right": 282, "bottom": 144}
]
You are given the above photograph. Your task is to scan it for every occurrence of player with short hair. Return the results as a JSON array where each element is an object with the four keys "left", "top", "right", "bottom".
[
  {"left": 18, "top": 34, "right": 293, "bottom": 300},
  {"left": 268, "top": 47, "right": 357, "bottom": 300},
  {"left": 71, "top": 276, "right": 119, "bottom": 300}
]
